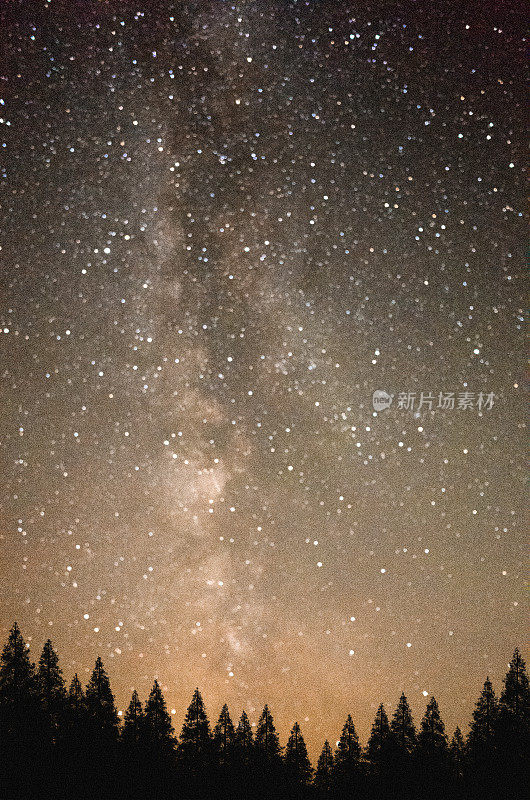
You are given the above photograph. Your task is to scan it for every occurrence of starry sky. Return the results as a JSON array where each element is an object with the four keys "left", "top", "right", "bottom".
[{"left": 0, "top": 0, "right": 526, "bottom": 758}]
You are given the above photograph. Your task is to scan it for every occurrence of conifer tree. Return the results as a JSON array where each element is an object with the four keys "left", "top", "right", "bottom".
[
  {"left": 54, "top": 674, "right": 87, "bottom": 794},
  {"left": 389, "top": 693, "right": 416, "bottom": 798},
  {"left": 254, "top": 704, "right": 282, "bottom": 761},
  {"left": 67, "top": 673, "right": 85, "bottom": 715},
  {"left": 332, "top": 714, "right": 363, "bottom": 793},
  {"left": 366, "top": 703, "right": 393, "bottom": 767},
  {"left": 213, "top": 703, "right": 235, "bottom": 759},
  {"left": 390, "top": 692, "right": 416, "bottom": 755},
  {"left": 234, "top": 708, "right": 254, "bottom": 772},
  {"left": 500, "top": 648, "right": 529, "bottom": 720},
  {"left": 179, "top": 687, "right": 211, "bottom": 753},
  {"left": 417, "top": 697, "right": 448, "bottom": 753},
  {"left": 85, "top": 656, "right": 119, "bottom": 737},
  {"left": 37, "top": 640, "right": 66, "bottom": 721},
  {"left": 235, "top": 709, "right": 253, "bottom": 750},
  {"left": 122, "top": 689, "right": 144, "bottom": 745},
  {"left": 496, "top": 649, "right": 530, "bottom": 794},
  {"left": 416, "top": 697, "right": 449, "bottom": 794},
  {"left": 231, "top": 709, "right": 255, "bottom": 794},
  {"left": 0, "top": 624, "right": 38, "bottom": 791},
  {"left": 314, "top": 740, "right": 333, "bottom": 794},
  {"left": 284, "top": 722, "right": 313, "bottom": 787},
  {"left": 448, "top": 727, "right": 466, "bottom": 798},
  {"left": 0, "top": 622, "right": 36, "bottom": 706},
  {"left": 467, "top": 677, "right": 498, "bottom": 757},
  {"left": 62, "top": 673, "right": 88, "bottom": 752},
  {"left": 177, "top": 688, "right": 213, "bottom": 795},
  {"left": 334, "top": 714, "right": 361, "bottom": 767},
  {"left": 144, "top": 679, "right": 175, "bottom": 750},
  {"left": 449, "top": 727, "right": 465, "bottom": 774}
]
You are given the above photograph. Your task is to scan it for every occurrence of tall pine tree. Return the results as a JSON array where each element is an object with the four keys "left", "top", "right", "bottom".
[
  {"left": 0, "top": 622, "right": 36, "bottom": 707},
  {"left": 467, "top": 677, "right": 498, "bottom": 759},
  {"left": 254, "top": 704, "right": 282, "bottom": 762},
  {"left": 67, "top": 674, "right": 85, "bottom": 716},
  {"left": 122, "top": 690, "right": 144, "bottom": 745},
  {"left": 500, "top": 648, "right": 529, "bottom": 720},
  {"left": 366, "top": 704, "right": 393, "bottom": 767},
  {"left": 314, "top": 740, "right": 333, "bottom": 794},
  {"left": 389, "top": 692, "right": 416, "bottom": 797},
  {"left": 331, "top": 714, "right": 363, "bottom": 794},
  {"left": 449, "top": 727, "right": 466, "bottom": 782},
  {"left": 36, "top": 640, "right": 66, "bottom": 725},
  {"left": 254, "top": 705, "right": 283, "bottom": 798},
  {"left": 177, "top": 688, "right": 213, "bottom": 794},
  {"left": 0, "top": 624, "right": 38, "bottom": 793},
  {"left": 496, "top": 649, "right": 530, "bottom": 794},
  {"left": 416, "top": 697, "right": 449, "bottom": 796},
  {"left": 144, "top": 679, "right": 175, "bottom": 750},
  {"left": 213, "top": 703, "right": 235, "bottom": 761},
  {"left": 235, "top": 709, "right": 253, "bottom": 752},
  {"left": 85, "top": 656, "right": 119, "bottom": 738},
  {"left": 417, "top": 697, "right": 448, "bottom": 755},
  {"left": 179, "top": 687, "right": 211, "bottom": 753},
  {"left": 390, "top": 692, "right": 416, "bottom": 756},
  {"left": 284, "top": 722, "right": 313, "bottom": 788}
]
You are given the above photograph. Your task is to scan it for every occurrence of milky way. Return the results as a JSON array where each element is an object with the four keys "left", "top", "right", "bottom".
[{"left": 0, "top": 1, "right": 526, "bottom": 757}]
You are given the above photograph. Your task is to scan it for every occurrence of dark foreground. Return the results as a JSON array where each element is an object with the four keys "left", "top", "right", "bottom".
[{"left": 0, "top": 625, "right": 528, "bottom": 799}]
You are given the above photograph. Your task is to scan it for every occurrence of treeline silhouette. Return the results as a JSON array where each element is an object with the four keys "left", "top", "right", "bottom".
[{"left": 0, "top": 624, "right": 527, "bottom": 799}]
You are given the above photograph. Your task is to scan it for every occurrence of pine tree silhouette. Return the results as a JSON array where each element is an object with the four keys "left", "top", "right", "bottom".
[
  {"left": 417, "top": 696, "right": 448, "bottom": 754},
  {"left": 0, "top": 624, "right": 38, "bottom": 795},
  {"left": 285, "top": 721, "right": 313, "bottom": 790},
  {"left": 255, "top": 704, "right": 282, "bottom": 762},
  {"left": 497, "top": 649, "right": 530, "bottom": 795},
  {"left": 178, "top": 688, "right": 213, "bottom": 796},
  {"left": 254, "top": 705, "right": 283, "bottom": 798},
  {"left": 0, "top": 622, "right": 36, "bottom": 705},
  {"left": 213, "top": 703, "right": 235, "bottom": 761},
  {"left": 314, "top": 740, "right": 333, "bottom": 795},
  {"left": 179, "top": 687, "right": 211, "bottom": 751},
  {"left": 500, "top": 648, "right": 529, "bottom": 719},
  {"left": 235, "top": 709, "right": 254, "bottom": 755},
  {"left": 388, "top": 692, "right": 416, "bottom": 798},
  {"left": 83, "top": 656, "right": 120, "bottom": 796},
  {"left": 144, "top": 679, "right": 175, "bottom": 749},
  {"left": 467, "top": 677, "right": 498, "bottom": 757},
  {"left": 212, "top": 704, "right": 236, "bottom": 794},
  {"left": 366, "top": 702, "right": 394, "bottom": 796},
  {"left": 390, "top": 692, "right": 416, "bottom": 755},
  {"left": 85, "top": 656, "right": 119, "bottom": 736},
  {"left": 0, "top": 623, "right": 528, "bottom": 800},
  {"left": 122, "top": 689, "right": 144, "bottom": 745},
  {"left": 416, "top": 697, "right": 449, "bottom": 797},
  {"left": 449, "top": 726, "right": 466, "bottom": 792},
  {"left": 232, "top": 710, "right": 256, "bottom": 798},
  {"left": 366, "top": 703, "right": 392, "bottom": 764},
  {"left": 331, "top": 714, "right": 363, "bottom": 796},
  {"left": 36, "top": 640, "right": 66, "bottom": 729},
  {"left": 120, "top": 690, "right": 147, "bottom": 798},
  {"left": 63, "top": 673, "right": 88, "bottom": 747},
  {"left": 142, "top": 680, "right": 176, "bottom": 795},
  {"left": 55, "top": 673, "right": 89, "bottom": 797},
  {"left": 67, "top": 673, "right": 85, "bottom": 715}
]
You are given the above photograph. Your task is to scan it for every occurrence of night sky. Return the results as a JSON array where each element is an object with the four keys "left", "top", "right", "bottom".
[{"left": 0, "top": 0, "right": 526, "bottom": 757}]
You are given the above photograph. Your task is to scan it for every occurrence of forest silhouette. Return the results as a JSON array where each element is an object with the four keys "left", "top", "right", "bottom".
[{"left": 0, "top": 623, "right": 527, "bottom": 799}]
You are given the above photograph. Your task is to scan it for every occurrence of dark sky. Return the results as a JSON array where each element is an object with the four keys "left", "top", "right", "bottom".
[{"left": 0, "top": 0, "right": 526, "bottom": 757}]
